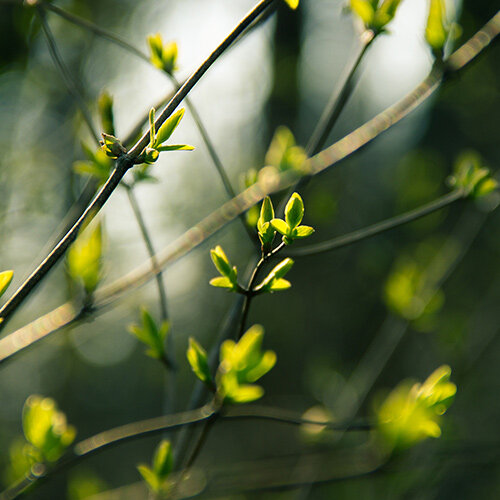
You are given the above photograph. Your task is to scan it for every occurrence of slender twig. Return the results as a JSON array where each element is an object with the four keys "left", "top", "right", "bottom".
[
  {"left": 0, "top": 402, "right": 371, "bottom": 500},
  {"left": 0, "top": 13, "right": 497, "bottom": 358},
  {"left": 0, "top": 0, "right": 277, "bottom": 331},
  {"left": 125, "top": 186, "right": 168, "bottom": 320},
  {"left": 35, "top": 6, "right": 99, "bottom": 144},
  {"left": 307, "top": 30, "right": 375, "bottom": 157},
  {"left": 288, "top": 189, "right": 465, "bottom": 257},
  {"left": 42, "top": 1, "right": 150, "bottom": 63},
  {"left": 238, "top": 241, "right": 286, "bottom": 338}
]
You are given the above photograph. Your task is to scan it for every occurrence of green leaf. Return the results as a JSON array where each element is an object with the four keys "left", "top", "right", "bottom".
[
  {"left": 147, "top": 34, "right": 178, "bottom": 74},
  {"left": 284, "top": 192, "right": 304, "bottom": 229},
  {"left": 425, "top": 0, "right": 448, "bottom": 54},
  {"left": 129, "top": 308, "right": 168, "bottom": 360},
  {"left": 137, "top": 465, "right": 161, "bottom": 493},
  {"left": 265, "top": 126, "right": 307, "bottom": 174},
  {"left": 257, "top": 197, "right": 275, "bottom": 232},
  {"left": 148, "top": 108, "right": 156, "bottom": 147},
  {"left": 256, "top": 258, "right": 294, "bottom": 293},
  {"left": 97, "top": 91, "right": 115, "bottom": 136},
  {"left": 154, "top": 109, "right": 185, "bottom": 147},
  {"left": 0, "top": 270, "right": 13, "bottom": 299},
  {"left": 100, "top": 133, "right": 126, "bottom": 159},
  {"left": 227, "top": 384, "right": 264, "bottom": 403},
  {"left": 209, "top": 276, "right": 234, "bottom": 289},
  {"left": 216, "top": 325, "right": 276, "bottom": 404},
  {"left": 187, "top": 338, "right": 212, "bottom": 385},
  {"left": 257, "top": 197, "right": 276, "bottom": 251},
  {"left": 268, "top": 278, "right": 291, "bottom": 291},
  {"left": 350, "top": 0, "right": 375, "bottom": 26},
  {"left": 67, "top": 222, "right": 103, "bottom": 295},
  {"left": 282, "top": 0, "right": 299, "bottom": 10},
  {"left": 373, "top": 0, "right": 403, "bottom": 30},
  {"left": 152, "top": 440, "right": 173, "bottom": 479},
  {"left": 210, "top": 245, "right": 233, "bottom": 278},
  {"left": 270, "top": 218, "right": 289, "bottom": 236},
  {"left": 293, "top": 225, "right": 315, "bottom": 239},
  {"left": 376, "top": 365, "right": 457, "bottom": 450},
  {"left": 156, "top": 144, "right": 195, "bottom": 152},
  {"left": 22, "top": 395, "right": 76, "bottom": 462}
]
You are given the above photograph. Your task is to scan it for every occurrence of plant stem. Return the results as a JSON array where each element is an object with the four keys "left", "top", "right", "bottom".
[
  {"left": 128, "top": 0, "right": 277, "bottom": 160},
  {"left": 36, "top": 6, "right": 99, "bottom": 144},
  {"left": 289, "top": 189, "right": 465, "bottom": 257},
  {"left": 0, "top": 0, "right": 277, "bottom": 331},
  {"left": 237, "top": 241, "right": 285, "bottom": 339},
  {"left": 306, "top": 30, "right": 375, "bottom": 156},
  {"left": 125, "top": 186, "right": 168, "bottom": 321},
  {"left": 0, "top": 14, "right": 497, "bottom": 356}
]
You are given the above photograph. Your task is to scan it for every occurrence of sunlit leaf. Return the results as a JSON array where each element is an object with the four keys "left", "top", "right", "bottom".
[
  {"left": 97, "top": 91, "right": 115, "bottom": 136},
  {"left": 67, "top": 222, "right": 104, "bottom": 295},
  {"left": 425, "top": 0, "right": 448, "bottom": 54},
  {"left": 282, "top": 0, "right": 299, "bottom": 10},
  {"left": 187, "top": 338, "right": 212, "bottom": 386},
  {"left": 154, "top": 109, "right": 185, "bottom": 147},
  {"left": 22, "top": 395, "right": 76, "bottom": 462},
  {"left": 0, "top": 270, "right": 13, "bottom": 299}
]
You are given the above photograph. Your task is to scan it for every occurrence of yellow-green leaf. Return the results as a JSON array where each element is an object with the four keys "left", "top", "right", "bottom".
[{"left": 0, "top": 270, "right": 13, "bottom": 299}]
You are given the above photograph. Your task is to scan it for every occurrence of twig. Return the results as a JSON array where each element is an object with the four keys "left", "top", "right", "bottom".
[
  {"left": 288, "top": 189, "right": 465, "bottom": 257},
  {"left": 36, "top": 6, "right": 99, "bottom": 144},
  {"left": 0, "top": 13, "right": 497, "bottom": 360},
  {"left": 0, "top": 0, "right": 278, "bottom": 330}
]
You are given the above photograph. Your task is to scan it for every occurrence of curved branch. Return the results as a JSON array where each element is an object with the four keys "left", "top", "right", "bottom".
[{"left": 0, "top": 12, "right": 498, "bottom": 362}]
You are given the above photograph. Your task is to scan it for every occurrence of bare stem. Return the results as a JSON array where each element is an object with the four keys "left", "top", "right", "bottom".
[{"left": 289, "top": 189, "right": 465, "bottom": 257}]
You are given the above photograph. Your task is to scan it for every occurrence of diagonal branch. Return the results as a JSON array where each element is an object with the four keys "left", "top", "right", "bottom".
[
  {"left": 0, "top": 11, "right": 498, "bottom": 362},
  {"left": 0, "top": 0, "right": 278, "bottom": 330}
]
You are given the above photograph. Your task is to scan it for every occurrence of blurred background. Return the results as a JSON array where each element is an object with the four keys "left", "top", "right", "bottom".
[{"left": 0, "top": 0, "right": 499, "bottom": 498}]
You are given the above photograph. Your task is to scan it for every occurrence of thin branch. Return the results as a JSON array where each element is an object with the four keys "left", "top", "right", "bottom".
[
  {"left": 42, "top": 1, "right": 150, "bottom": 63},
  {"left": 0, "top": 403, "right": 371, "bottom": 500},
  {"left": 0, "top": 0, "right": 278, "bottom": 331},
  {"left": 125, "top": 186, "right": 168, "bottom": 321},
  {"left": 0, "top": 406, "right": 216, "bottom": 500},
  {"left": 307, "top": 30, "right": 375, "bottom": 157},
  {"left": 288, "top": 189, "right": 465, "bottom": 257},
  {"left": 36, "top": 6, "right": 99, "bottom": 144},
  {"left": 127, "top": 0, "right": 277, "bottom": 160},
  {"left": 238, "top": 241, "right": 285, "bottom": 339},
  {"left": 0, "top": 13, "right": 497, "bottom": 360}
]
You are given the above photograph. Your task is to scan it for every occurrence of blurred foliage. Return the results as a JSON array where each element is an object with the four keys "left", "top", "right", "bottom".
[{"left": 0, "top": 0, "right": 499, "bottom": 498}]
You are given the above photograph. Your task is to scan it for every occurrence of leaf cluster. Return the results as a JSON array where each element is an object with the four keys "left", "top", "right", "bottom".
[
  {"left": 187, "top": 325, "right": 276, "bottom": 404},
  {"left": 129, "top": 308, "right": 170, "bottom": 363},
  {"left": 376, "top": 365, "right": 456, "bottom": 450},
  {"left": 137, "top": 440, "right": 174, "bottom": 495}
]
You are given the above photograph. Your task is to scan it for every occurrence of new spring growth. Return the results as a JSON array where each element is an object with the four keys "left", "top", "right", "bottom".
[
  {"left": 140, "top": 107, "right": 194, "bottom": 165},
  {"left": 187, "top": 325, "right": 276, "bottom": 404},
  {"left": 0, "top": 270, "right": 13, "bottom": 300},
  {"left": 349, "top": 0, "right": 403, "bottom": 33},
  {"left": 425, "top": 0, "right": 449, "bottom": 59},
  {"left": 376, "top": 365, "right": 456, "bottom": 450},
  {"left": 283, "top": 0, "right": 300, "bottom": 9},
  {"left": 67, "top": 222, "right": 104, "bottom": 297},
  {"left": 137, "top": 440, "right": 174, "bottom": 495},
  {"left": 129, "top": 308, "right": 171, "bottom": 364},
  {"left": 209, "top": 245, "right": 243, "bottom": 292},
  {"left": 448, "top": 152, "right": 497, "bottom": 199},
  {"left": 0, "top": 270, "right": 13, "bottom": 324},
  {"left": 257, "top": 197, "right": 275, "bottom": 254},
  {"left": 22, "top": 395, "right": 76, "bottom": 463},
  {"left": 271, "top": 192, "right": 315, "bottom": 245},
  {"left": 147, "top": 34, "right": 179, "bottom": 75},
  {"left": 254, "top": 258, "right": 294, "bottom": 293}
]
